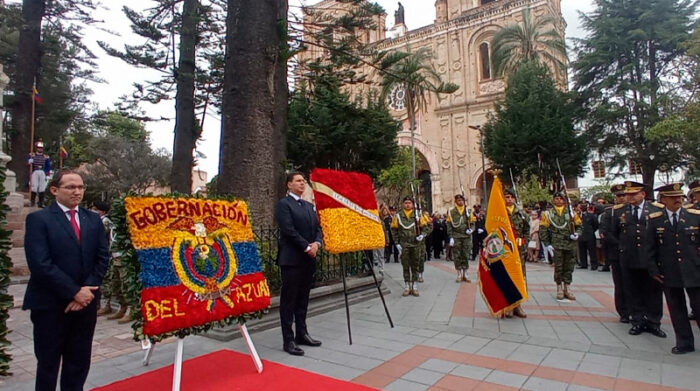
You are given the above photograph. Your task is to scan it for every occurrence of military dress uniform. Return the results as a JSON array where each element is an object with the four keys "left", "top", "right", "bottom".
[
  {"left": 391, "top": 202, "right": 432, "bottom": 296},
  {"left": 540, "top": 196, "right": 582, "bottom": 300},
  {"left": 646, "top": 183, "right": 700, "bottom": 353},
  {"left": 611, "top": 181, "right": 666, "bottom": 336},
  {"left": 505, "top": 188, "right": 529, "bottom": 318},
  {"left": 446, "top": 197, "right": 475, "bottom": 282},
  {"left": 598, "top": 184, "right": 629, "bottom": 322}
]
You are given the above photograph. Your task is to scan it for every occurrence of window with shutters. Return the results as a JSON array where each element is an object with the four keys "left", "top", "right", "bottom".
[{"left": 592, "top": 161, "right": 605, "bottom": 178}]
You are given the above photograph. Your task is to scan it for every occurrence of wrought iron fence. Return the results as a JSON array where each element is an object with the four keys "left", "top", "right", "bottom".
[{"left": 252, "top": 227, "right": 372, "bottom": 294}]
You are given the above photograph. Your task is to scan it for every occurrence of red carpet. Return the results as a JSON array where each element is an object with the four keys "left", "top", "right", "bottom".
[{"left": 92, "top": 349, "right": 379, "bottom": 391}]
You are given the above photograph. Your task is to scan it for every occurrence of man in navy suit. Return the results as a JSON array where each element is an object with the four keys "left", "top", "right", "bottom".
[
  {"left": 23, "top": 169, "right": 110, "bottom": 390},
  {"left": 274, "top": 171, "right": 323, "bottom": 356}
]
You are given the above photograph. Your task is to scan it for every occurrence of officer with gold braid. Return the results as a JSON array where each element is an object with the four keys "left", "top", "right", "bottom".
[{"left": 391, "top": 196, "right": 432, "bottom": 297}]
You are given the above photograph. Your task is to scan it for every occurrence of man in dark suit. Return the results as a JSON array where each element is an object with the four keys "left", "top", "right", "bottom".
[
  {"left": 646, "top": 183, "right": 700, "bottom": 354},
  {"left": 274, "top": 172, "right": 323, "bottom": 356},
  {"left": 23, "top": 169, "right": 110, "bottom": 390},
  {"left": 599, "top": 184, "right": 630, "bottom": 323},
  {"left": 578, "top": 203, "right": 599, "bottom": 270},
  {"left": 611, "top": 181, "right": 666, "bottom": 337}
]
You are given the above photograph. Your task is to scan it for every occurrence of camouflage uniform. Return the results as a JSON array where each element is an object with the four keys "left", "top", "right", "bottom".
[
  {"left": 507, "top": 205, "right": 530, "bottom": 277},
  {"left": 391, "top": 208, "right": 432, "bottom": 296},
  {"left": 541, "top": 206, "right": 582, "bottom": 293},
  {"left": 446, "top": 205, "right": 475, "bottom": 280}
]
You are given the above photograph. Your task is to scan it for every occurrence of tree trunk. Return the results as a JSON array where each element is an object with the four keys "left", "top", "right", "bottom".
[
  {"left": 220, "top": 0, "right": 288, "bottom": 226},
  {"left": 9, "top": 0, "right": 45, "bottom": 191},
  {"left": 170, "top": 0, "right": 199, "bottom": 194}
]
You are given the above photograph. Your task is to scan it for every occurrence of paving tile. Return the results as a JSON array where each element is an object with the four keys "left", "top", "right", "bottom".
[
  {"left": 384, "top": 377, "right": 431, "bottom": 391},
  {"left": 521, "top": 376, "right": 569, "bottom": 391},
  {"left": 419, "top": 358, "right": 460, "bottom": 373},
  {"left": 483, "top": 369, "right": 528, "bottom": 388},
  {"left": 401, "top": 367, "right": 444, "bottom": 385},
  {"left": 449, "top": 364, "right": 492, "bottom": 381}
]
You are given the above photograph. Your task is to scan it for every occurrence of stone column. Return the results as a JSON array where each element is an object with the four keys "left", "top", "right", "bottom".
[{"left": 0, "top": 63, "right": 23, "bottom": 210}]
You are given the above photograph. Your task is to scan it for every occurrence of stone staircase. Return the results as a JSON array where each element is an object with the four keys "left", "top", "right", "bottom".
[{"left": 5, "top": 192, "right": 37, "bottom": 277}]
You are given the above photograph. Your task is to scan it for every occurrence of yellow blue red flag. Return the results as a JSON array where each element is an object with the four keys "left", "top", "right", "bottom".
[{"left": 477, "top": 176, "right": 528, "bottom": 316}]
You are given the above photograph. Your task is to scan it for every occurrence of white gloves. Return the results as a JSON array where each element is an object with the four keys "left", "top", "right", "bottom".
[
  {"left": 396, "top": 244, "right": 402, "bottom": 254},
  {"left": 569, "top": 233, "right": 579, "bottom": 241},
  {"left": 449, "top": 238, "right": 454, "bottom": 247},
  {"left": 477, "top": 228, "right": 484, "bottom": 234},
  {"left": 466, "top": 228, "right": 474, "bottom": 235},
  {"left": 28, "top": 158, "right": 34, "bottom": 164},
  {"left": 416, "top": 235, "right": 424, "bottom": 242},
  {"left": 546, "top": 245, "right": 554, "bottom": 258}
]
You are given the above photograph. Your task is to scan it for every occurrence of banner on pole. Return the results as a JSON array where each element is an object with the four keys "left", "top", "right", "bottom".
[{"left": 477, "top": 176, "right": 528, "bottom": 316}]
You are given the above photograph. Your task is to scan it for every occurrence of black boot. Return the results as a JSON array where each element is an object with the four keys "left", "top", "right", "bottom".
[
  {"left": 37, "top": 192, "right": 45, "bottom": 208},
  {"left": 30, "top": 191, "right": 37, "bottom": 207}
]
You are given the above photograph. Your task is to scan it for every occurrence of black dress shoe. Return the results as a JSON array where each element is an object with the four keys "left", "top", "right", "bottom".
[
  {"left": 283, "top": 341, "right": 304, "bottom": 356},
  {"left": 599, "top": 267, "right": 610, "bottom": 272},
  {"left": 576, "top": 265, "right": 588, "bottom": 269},
  {"left": 628, "top": 325, "right": 644, "bottom": 335},
  {"left": 619, "top": 316, "right": 630, "bottom": 323},
  {"left": 590, "top": 267, "right": 598, "bottom": 271},
  {"left": 295, "top": 334, "right": 322, "bottom": 347},
  {"left": 671, "top": 346, "right": 695, "bottom": 354},
  {"left": 646, "top": 327, "right": 667, "bottom": 338}
]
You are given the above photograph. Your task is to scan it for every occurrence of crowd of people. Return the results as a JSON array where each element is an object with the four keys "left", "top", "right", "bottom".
[{"left": 374, "top": 180, "right": 700, "bottom": 354}]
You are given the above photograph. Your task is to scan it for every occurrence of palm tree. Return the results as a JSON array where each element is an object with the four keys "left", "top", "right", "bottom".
[
  {"left": 491, "top": 7, "right": 567, "bottom": 77},
  {"left": 378, "top": 47, "right": 458, "bottom": 177}
]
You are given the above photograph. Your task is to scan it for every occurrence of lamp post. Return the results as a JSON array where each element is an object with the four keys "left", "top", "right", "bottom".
[{"left": 469, "top": 124, "right": 488, "bottom": 208}]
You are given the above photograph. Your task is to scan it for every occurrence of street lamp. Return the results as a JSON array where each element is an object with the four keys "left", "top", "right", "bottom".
[{"left": 469, "top": 124, "right": 488, "bottom": 208}]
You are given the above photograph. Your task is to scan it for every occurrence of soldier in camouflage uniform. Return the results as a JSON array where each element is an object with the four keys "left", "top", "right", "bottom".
[
  {"left": 541, "top": 192, "right": 582, "bottom": 300},
  {"left": 416, "top": 210, "right": 432, "bottom": 282},
  {"left": 447, "top": 194, "right": 475, "bottom": 283},
  {"left": 504, "top": 188, "right": 529, "bottom": 317},
  {"left": 391, "top": 196, "right": 433, "bottom": 296}
]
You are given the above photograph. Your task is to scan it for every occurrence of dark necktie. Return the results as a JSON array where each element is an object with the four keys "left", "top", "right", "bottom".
[
  {"left": 672, "top": 212, "right": 678, "bottom": 228},
  {"left": 69, "top": 210, "right": 81, "bottom": 243},
  {"left": 634, "top": 206, "right": 640, "bottom": 223}
]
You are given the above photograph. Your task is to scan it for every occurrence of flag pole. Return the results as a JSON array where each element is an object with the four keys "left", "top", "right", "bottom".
[
  {"left": 59, "top": 135, "right": 63, "bottom": 169},
  {"left": 28, "top": 77, "right": 36, "bottom": 191}
]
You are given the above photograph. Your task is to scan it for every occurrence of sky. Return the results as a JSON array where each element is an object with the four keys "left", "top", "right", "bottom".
[{"left": 14, "top": 0, "right": 596, "bottom": 179}]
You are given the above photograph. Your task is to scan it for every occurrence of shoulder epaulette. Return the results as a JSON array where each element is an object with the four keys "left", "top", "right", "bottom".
[
  {"left": 613, "top": 204, "right": 625, "bottom": 210},
  {"left": 687, "top": 208, "right": 700, "bottom": 215},
  {"left": 682, "top": 203, "right": 693, "bottom": 209},
  {"left": 648, "top": 211, "right": 663, "bottom": 219},
  {"left": 651, "top": 202, "right": 665, "bottom": 208}
]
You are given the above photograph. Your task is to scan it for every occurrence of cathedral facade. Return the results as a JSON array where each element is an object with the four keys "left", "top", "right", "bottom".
[{"left": 299, "top": 0, "right": 566, "bottom": 212}]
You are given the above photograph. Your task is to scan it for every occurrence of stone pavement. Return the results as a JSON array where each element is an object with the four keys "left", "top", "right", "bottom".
[{"left": 2, "top": 257, "right": 699, "bottom": 390}]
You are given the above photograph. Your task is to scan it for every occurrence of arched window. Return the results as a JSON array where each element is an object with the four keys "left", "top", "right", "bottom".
[{"left": 479, "top": 42, "right": 491, "bottom": 80}]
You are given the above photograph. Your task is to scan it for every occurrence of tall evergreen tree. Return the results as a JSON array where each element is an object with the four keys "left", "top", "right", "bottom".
[
  {"left": 99, "top": 0, "right": 224, "bottom": 193},
  {"left": 571, "top": 0, "right": 697, "bottom": 188},
  {"left": 6, "top": 0, "right": 98, "bottom": 190},
  {"left": 483, "top": 61, "right": 587, "bottom": 185}
]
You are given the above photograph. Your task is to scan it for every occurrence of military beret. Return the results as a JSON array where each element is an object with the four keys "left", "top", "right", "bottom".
[
  {"left": 689, "top": 180, "right": 700, "bottom": 194},
  {"left": 655, "top": 182, "right": 684, "bottom": 197},
  {"left": 610, "top": 183, "right": 626, "bottom": 196},
  {"left": 454, "top": 194, "right": 465, "bottom": 200},
  {"left": 504, "top": 188, "right": 517, "bottom": 197},
  {"left": 92, "top": 200, "right": 110, "bottom": 212},
  {"left": 624, "top": 181, "right": 645, "bottom": 194}
]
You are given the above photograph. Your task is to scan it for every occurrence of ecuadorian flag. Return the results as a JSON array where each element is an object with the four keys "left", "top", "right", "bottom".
[
  {"left": 477, "top": 177, "right": 528, "bottom": 316},
  {"left": 310, "top": 168, "right": 385, "bottom": 254}
]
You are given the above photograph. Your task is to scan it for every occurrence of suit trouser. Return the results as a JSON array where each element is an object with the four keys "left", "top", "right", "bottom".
[
  {"left": 385, "top": 241, "right": 399, "bottom": 263},
  {"left": 280, "top": 262, "right": 315, "bottom": 343},
  {"left": 31, "top": 302, "right": 98, "bottom": 391},
  {"left": 578, "top": 239, "right": 598, "bottom": 268},
  {"left": 608, "top": 259, "right": 629, "bottom": 319},
  {"left": 621, "top": 266, "right": 663, "bottom": 328},
  {"left": 664, "top": 286, "right": 700, "bottom": 350}
]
